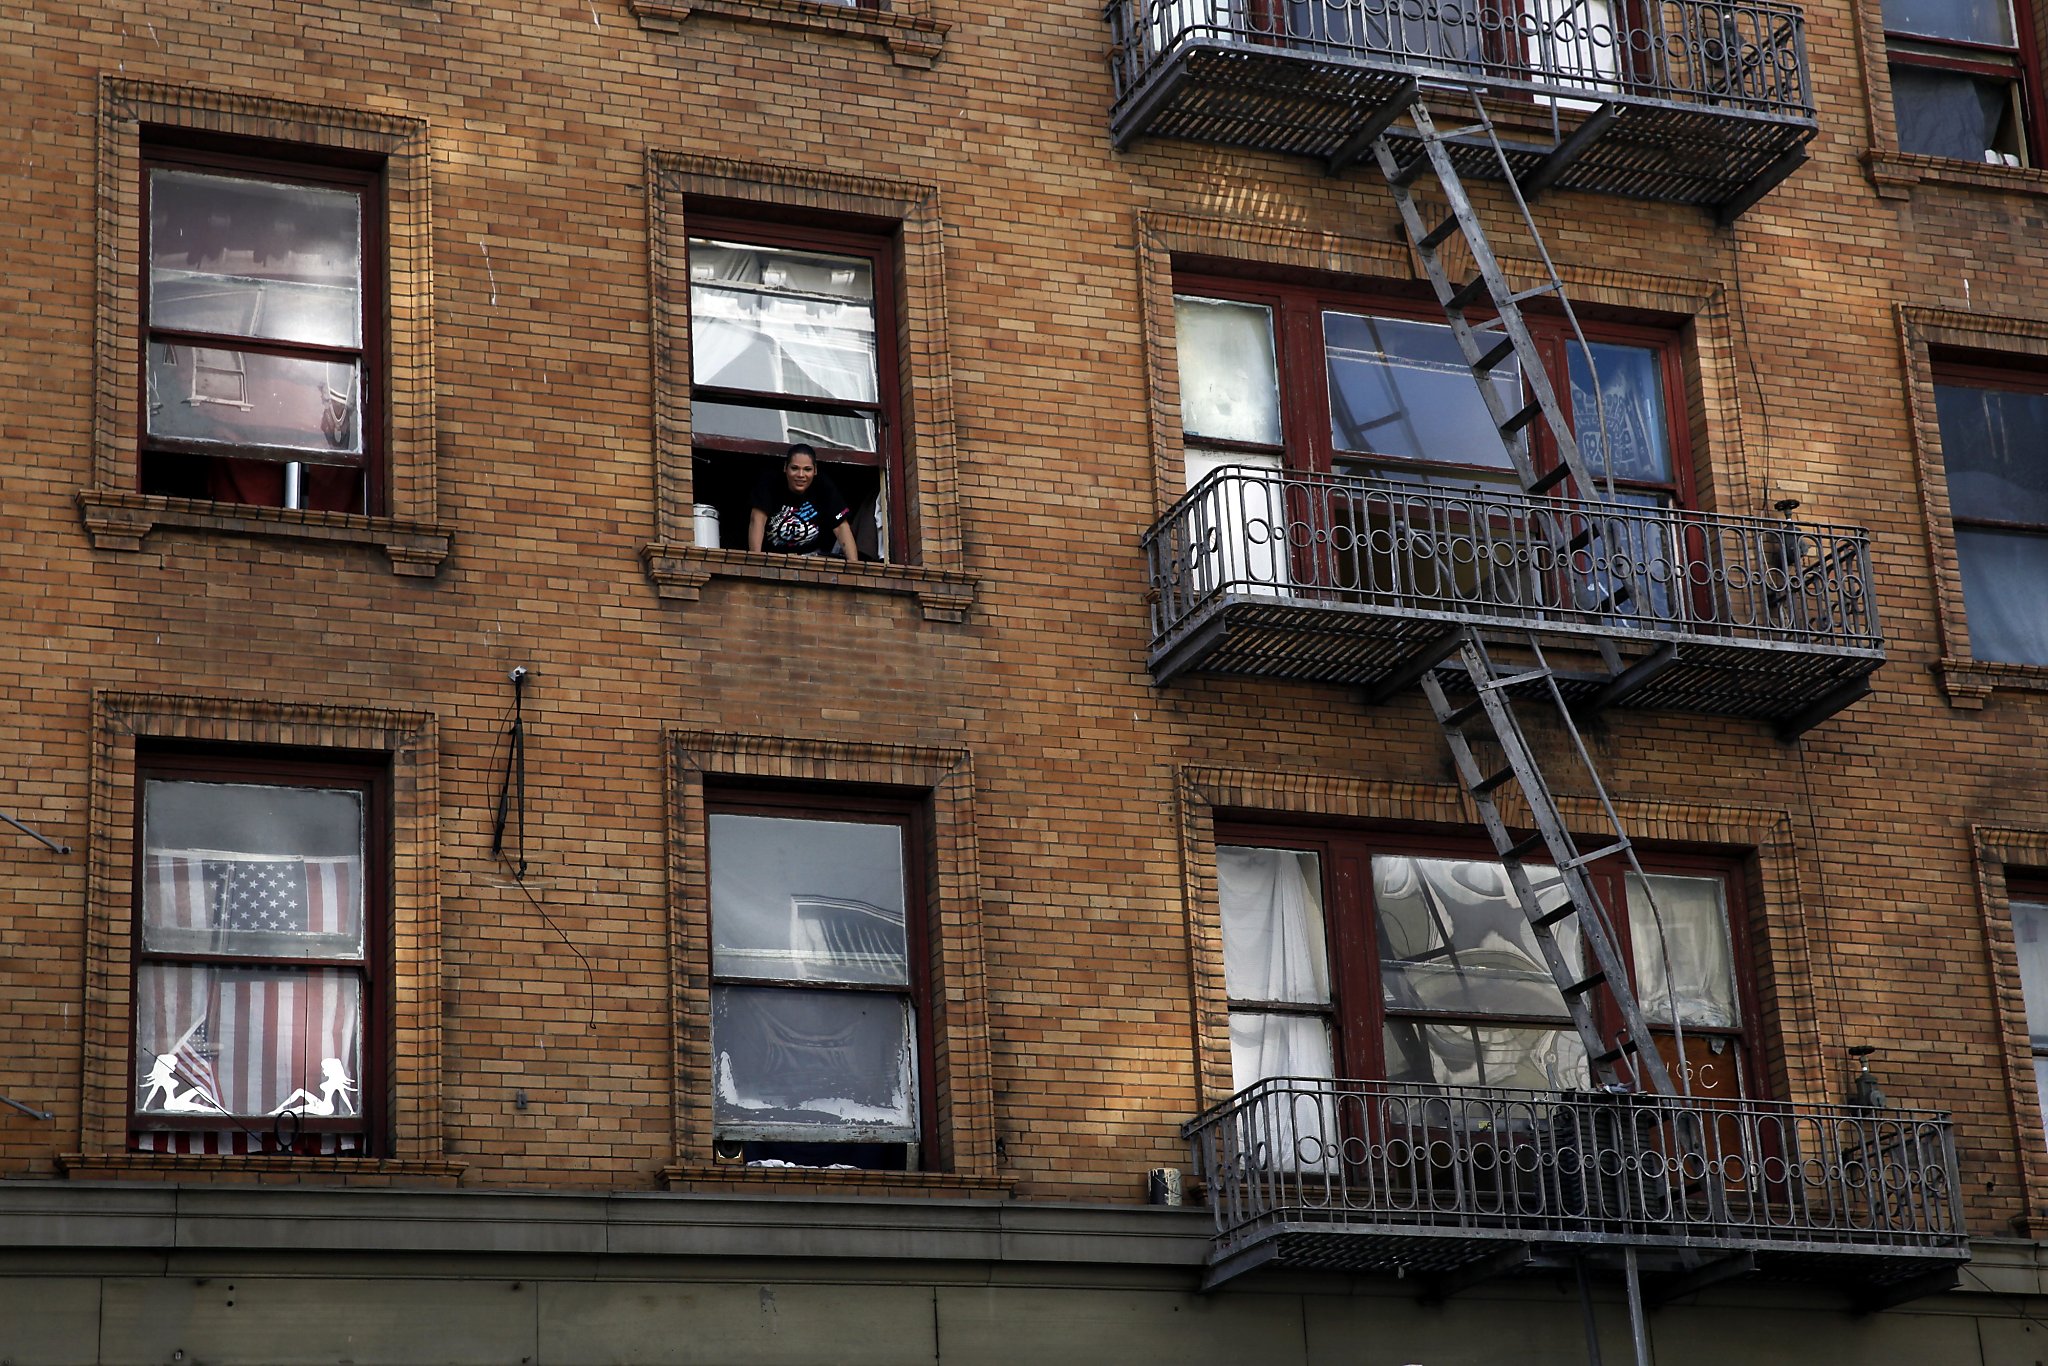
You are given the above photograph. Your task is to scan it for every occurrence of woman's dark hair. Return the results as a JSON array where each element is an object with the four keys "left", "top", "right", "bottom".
[{"left": 784, "top": 442, "right": 818, "bottom": 464}]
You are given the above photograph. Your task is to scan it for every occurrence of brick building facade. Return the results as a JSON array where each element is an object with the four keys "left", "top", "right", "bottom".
[{"left": 3, "top": 0, "right": 2048, "bottom": 1360}]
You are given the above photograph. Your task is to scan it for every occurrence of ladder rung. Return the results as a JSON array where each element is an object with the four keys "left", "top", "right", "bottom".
[
  {"left": 1594, "top": 1037, "right": 1643, "bottom": 1066},
  {"left": 1471, "top": 766, "right": 1517, "bottom": 796},
  {"left": 1419, "top": 214, "right": 1463, "bottom": 251},
  {"left": 1592, "top": 584, "right": 1635, "bottom": 611},
  {"left": 1503, "top": 831, "right": 1548, "bottom": 862},
  {"left": 1448, "top": 275, "right": 1491, "bottom": 312},
  {"left": 1562, "top": 969, "right": 1609, "bottom": 999},
  {"left": 1480, "top": 666, "right": 1552, "bottom": 692},
  {"left": 1473, "top": 335, "right": 1518, "bottom": 375},
  {"left": 1389, "top": 156, "right": 1429, "bottom": 188},
  {"left": 1499, "top": 399, "right": 1544, "bottom": 438},
  {"left": 1568, "top": 523, "right": 1601, "bottom": 551},
  {"left": 1527, "top": 464, "right": 1570, "bottom": 495},
  {"left": 1566, "top": 839, "right": 1632, "bottom": 869},
  {"left": 1442, "top": 696, "right": 1488, "bottom": 727},
  {"left": 1533, "top": 898, "right": 1579, "bottom": 929}
]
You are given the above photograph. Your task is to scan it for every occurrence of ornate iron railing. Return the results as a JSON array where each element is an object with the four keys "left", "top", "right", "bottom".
[
  {"left": 1145, "top": 467, "right": 1878, "bottom": 656},
  {"left": 1107, "top": 0, "right": 1813, "bottom": 121},
  {"left": 1186, "top": 1078, "right": 1965, "bottom": 1261}
]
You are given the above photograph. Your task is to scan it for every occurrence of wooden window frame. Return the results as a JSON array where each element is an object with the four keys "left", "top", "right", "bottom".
[
  {"left": 1214, "top": 822, "right": 1761, "bottom": 1097},
  {"left": 1929, "top": 354, "right": 2048, "bottom": 666},
  {"left": 138, "top": 139, "right": 387, "bottom": 515},
  {"left": 687, "top": 212, "right": 909, "bottom": 564},
  {"left": 129, "top": 745, "right": 391, "bottom": 1155},
  {"left": 704, "top": 782, "right": 937, "bottom": 1168},
  {"left": 1173, "top": 275, "right": 1696, "bottom": 509}
]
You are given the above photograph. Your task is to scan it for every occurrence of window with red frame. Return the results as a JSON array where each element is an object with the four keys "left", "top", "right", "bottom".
[
  {"left": 1216, "top": 828, "right": 1754, "bottom": 1102},
  {"left": 1933, "top": 358, "right": 2048, "bottom": 664},
  {"left": 707, "top": 787, "right": 934, "bottom": 1170},
  {"left": 688, "top": 218, "right": 906, "bottom": 562},
  {"left": 1172, "top": 279, "right": 1690, "bottom": 507},
  {"left": 141, "top": 144, "right": 382, "bottom": 514},
  {"left": 2007, "top": 875, "right": 2048, "bottom": 1150},
  {"left": 1884, "top": 0, "right": 2042, "bottom": 164},
  {"left": 131, "top": 748, "right": 386, "bottom": 1156}
]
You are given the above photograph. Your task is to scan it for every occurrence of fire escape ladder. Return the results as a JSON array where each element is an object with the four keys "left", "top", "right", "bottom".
[
  {"left": 1374, "top": 92, "right": 1676, "bottom": 1097},
  {"left": 1421, "top": 629, "right": 1676, "bottom": 1097}
]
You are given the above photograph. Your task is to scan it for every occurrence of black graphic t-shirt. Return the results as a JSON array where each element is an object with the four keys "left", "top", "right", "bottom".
[{"left": 751, "top": 470, "right": 851, "bottom": 555}]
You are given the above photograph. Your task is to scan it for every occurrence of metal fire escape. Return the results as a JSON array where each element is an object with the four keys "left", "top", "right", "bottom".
[{"left": 1370, "top": 90, "right": 1677, "bottom": 1099}]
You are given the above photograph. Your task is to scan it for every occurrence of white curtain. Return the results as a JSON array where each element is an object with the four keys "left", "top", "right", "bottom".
[
  {"left": 1626, "top": 873, "right": 1738, "bottom": 1028},
  {"left": 1220, "top": 846, "right": 1336, "bottom": 1169}
]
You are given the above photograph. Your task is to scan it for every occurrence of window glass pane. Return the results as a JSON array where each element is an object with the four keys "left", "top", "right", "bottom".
[
  {"left": 690, "top": 399, "right": 877, "bottom": 453},
  {"left": 1956, "top": 528, "right": 2048, "bottom": 664},
  {"left": 1325, "top": 313, "right": 1517, "bottom": 470},
  {"left": 2035, "top": 1056, "right": 2048, "bottom": 1148},
  {"left": 1218, "top": 846, "right": 1330, "bottom": 1004},
  {"left": 1626, "top": 873, "right": 1738, "bottom": 1028},
  {"left": 141, "top": 780, "right": 365, "bottom": 959},
  {"left": 1229, "top": 1011, "right": 1335, "bottom": 1091},
  {"left": 689, "top": 240, "right": 877, "bottom": 424},
  {"left": 1230, "top": 1011, "right": 1337, "bottom": 1170},
  {"left": 2012, "top": 901, "right": 2048, "bottom": 1046},
  {"left": 1883, "top": 0, "right": 2014, "bottom": 46},
  {"left": 1891, "top": 66, "right": 2020, "bottom": 160},
  {"left": 1175, "top": 296, "right": 1281, "bottom": 446},
  {"left": 149, "top": 170, "right": 362, "bottom": 349},
  {"left": 136, "top": 964, "right": 363, "bottom": 1119},
  {"left": 710, "top": 813, "right": 909, "bottom": 986},
  {"left": 1383, "top": 1020, "right": 1591, "bottom": 1090},
  {"left": 145, "top": 346, "right": 364, "bottom": 456},
  {"left": 1567, "top": 342, "right": 1672, "bottom": 484},
  {"left": 1934, "top": 381, "right": 2048, "bottom": 525},
  {"left": 712, "top": 986, "right": 916, "bottom": 1138},
  {"left": 1374, "top": 856, "right": 1579, "bottom": 1016}
]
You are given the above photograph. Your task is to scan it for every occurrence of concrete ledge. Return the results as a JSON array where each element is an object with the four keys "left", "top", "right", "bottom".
[{"left": 0, "top": 1183, "right": 1213, "bottom": 1269}]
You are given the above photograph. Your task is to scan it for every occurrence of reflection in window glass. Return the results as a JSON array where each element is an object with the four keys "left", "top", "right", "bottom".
[
  {"left": 1325, "top": 313, "right": 1517, "bottom": 471},
  {"left": 1175, "top": 296, "right": 1282, "bottom": 446},
  {"left": 1383, "top": 1021, "right": 1591, "bottom": 1090},
  {"left": 1374, "top": 856, "right": 1578, "bottom": 1016},
  {"left": 2014, "top": 900, "right": 2048, "bottom": 1151},
  {"left": 149, "top": 170, "right": 363, "bottom": 349},
  {"left": 1883, "top": 0, "right": 2014, "bottom": 46},
  {"left": 1936, "top": 378, "right": 2048, "bottom": 664},
  {"left": 707, "top": 809, "right": 919, "bottom": 1161},
  {"left": 1567, "top": 342, "right": 1672, "bottom": 485},
  {"left": 689, "top": 239, "right": 879, "bottom": 452}
]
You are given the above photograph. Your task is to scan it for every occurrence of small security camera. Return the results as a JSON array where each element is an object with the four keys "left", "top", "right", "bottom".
[{"left": 509, "top": 666, "right": 529, "bottom": 682}]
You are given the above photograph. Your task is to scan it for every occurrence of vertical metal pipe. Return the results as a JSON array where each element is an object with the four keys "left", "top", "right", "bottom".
[
  {"left": 1575, "top": 1257, "right": 1605, "bottom": 1366},
  {"left": 1625, "top": 1246, "right": 1651, "bottom": 1366},
  {"left": 283, "top": 461, "right": 304, "bottom": 511}
]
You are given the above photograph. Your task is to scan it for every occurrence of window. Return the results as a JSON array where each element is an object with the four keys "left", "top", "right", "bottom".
[
  {"left": 688, "top": 220, "right": 904, "bottom": 562},
  {"left": 1174, "top": 282, "right": 1685, "bottom": 502},
  {"left": 2011, "top": 888, "right": 2048, "bottom": 1149},
  {"left": 132, "top": 749, "right": 385, "bottom": 1155},
  {"left": 707, "top": 789, "right": 929, "bottom": 1169},
  {"left": 1885, "top": 0, "right": 2038, "bottom": 164},
  {"left": 1933, "top": 361, "right": 2048, "bottom": 664},
  {"left": 140, "top": 144, "right": 381, "bottom": 514},
  {"left": 1218, "top": 830, "right": 1751, "bottom": 1100}
]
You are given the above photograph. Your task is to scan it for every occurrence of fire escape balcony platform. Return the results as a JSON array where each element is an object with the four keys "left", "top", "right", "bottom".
[
  {"left": 1187, "top": 1079, "right": 1968, "bottom": 1304},
  {"left": 1143, "top": 469, "right": 1883, "bottom": 734},
  {"left": 1105, "top": 0, "right": 1817, "bottom": 215}
]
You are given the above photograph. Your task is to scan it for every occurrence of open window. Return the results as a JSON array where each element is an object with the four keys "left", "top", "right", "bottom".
[
  {"left": 140, "top": 143, "right": 382, "bottom": 513},
  {"left": 688, "top": 220, "right": 904, "bottom": 562},
  {"left": 1885, "top": 0, "right": 2040, "bottom": 164},
  {"left": 131, "top": 747, "right": 386, "bottom": 1155},
  {"left": 707, "top": 788, "right": 931, "bottom": 1169}
]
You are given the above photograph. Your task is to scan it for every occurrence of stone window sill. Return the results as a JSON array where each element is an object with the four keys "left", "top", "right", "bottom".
[
  {"left": 1864, "top": 149, "right": 2048, "bottom": 200},
  {"left": 642, "top": 543, "right": 975, "bottom": 622},
  {"left": 77, "top": 490, "right": 454, "bottom": 577},
  {"left": 1936, "top": 657, "right": 2048, "bottom": 708},
  {"left": 630, "top": 0, "right": 947, "bottom": 67},
  {"left": 659, "top": 1164, "right": 1010, "bottom": 1198},
  {"left": 57, "top": 1152, "right": 467, "bottom": 1186}
]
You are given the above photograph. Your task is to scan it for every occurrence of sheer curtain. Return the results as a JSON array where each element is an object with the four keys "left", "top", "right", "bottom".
[{"left": 1219, "top": 846, "right": 1337, "bottom": 1168}]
